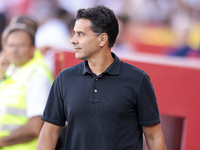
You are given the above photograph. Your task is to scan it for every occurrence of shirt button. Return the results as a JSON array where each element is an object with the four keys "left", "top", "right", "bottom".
[
  {"left": 94, "top": 89, "right": 97, "bottom": 92},
  {"left": 95, "top": 78, "right": 98, "bottom": 80}
]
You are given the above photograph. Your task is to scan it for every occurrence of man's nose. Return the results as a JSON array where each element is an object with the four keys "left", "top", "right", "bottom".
[{"left": 70, "top": 35, "right": 78, "bottom": 45}]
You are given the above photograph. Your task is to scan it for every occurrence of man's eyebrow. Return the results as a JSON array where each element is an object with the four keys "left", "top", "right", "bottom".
[{"left": 74, "top": 31, "right": 85, "bottom": 35}]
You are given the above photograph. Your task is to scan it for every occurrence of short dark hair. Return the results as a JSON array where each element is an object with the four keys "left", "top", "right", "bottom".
[{"left": 76, "top": 5, "right": 119, "bottom": 47}]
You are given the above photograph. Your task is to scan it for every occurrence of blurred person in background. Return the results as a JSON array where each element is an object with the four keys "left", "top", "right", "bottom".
[
  {"left": 37, "top": 5, "right": 166, "bottom": 150},
  {"left": 4, "top": 14, "right": 70, "bottom": 150},
  {"left": 35, "top": 7, "right": 71, "bottom": 52},
  {"left": 4, "top": 14, "right": 69, "bottom": 150},
  {"left": 168, "top": 0, "right": 200, "bottom": 58},
  {"left": 35, "top": 7, "right": 73, "bottom": 75},
  {"left": 2, "top": 14, "right": 56, "bottom": 76},
  {"left": 0, "top": 13, "right": 6, "bottom": 52},
  {"left": 112, "top": 15, "right": 135, "bottom": 56},
  {"left": 1, "top": 15, "right": 44, "bottom": 61},
  {"left": 0, "top": 24, "right": 53, "bottom": 150}
]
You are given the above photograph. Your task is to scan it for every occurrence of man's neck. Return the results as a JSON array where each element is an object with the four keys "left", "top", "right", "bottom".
[{"left": 88, "top": 51, "right": 114, "bottom": 76}]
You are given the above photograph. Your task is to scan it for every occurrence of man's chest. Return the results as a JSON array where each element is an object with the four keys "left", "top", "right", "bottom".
[{"left": 61, "top": 76, "right": 138, "bottom": 120}]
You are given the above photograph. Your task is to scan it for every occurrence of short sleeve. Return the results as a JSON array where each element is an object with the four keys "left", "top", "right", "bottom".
[
  {"left": 137, "top": 74, "right": 160, "bottom": 126},
  {"left": 26, "top": 74, "right": 51, "bottom": 118},
  {"left": 41, "top": 75, "right": 66, "bottom": 126}
]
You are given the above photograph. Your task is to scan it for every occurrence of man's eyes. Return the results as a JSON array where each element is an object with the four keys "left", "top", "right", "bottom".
[
  {"left": 73, "top": 31, "right": 85, "bottom": 37},
  {"left": 78, "top": 33, "right": 83, "bottom": 36},
  {"left": 76, "top": 32, "right": 85, "bottom": 37}
]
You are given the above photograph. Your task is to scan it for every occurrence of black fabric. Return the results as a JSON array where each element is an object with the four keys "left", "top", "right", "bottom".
[{"left": 42, "top": 53, "right": 160, "bottom": 150}]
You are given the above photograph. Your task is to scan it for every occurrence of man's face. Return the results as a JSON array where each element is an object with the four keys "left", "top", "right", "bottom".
[
  {"left": 5, "top": 31, "right": 35, "bottom": 66},
  {"left": 70, "top": 19, "right": 101, "bottom": 60}
]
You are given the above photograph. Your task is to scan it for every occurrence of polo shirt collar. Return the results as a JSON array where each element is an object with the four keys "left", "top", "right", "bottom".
[{"left": 79, "top": 52, "right": 120, "bottom": 75}]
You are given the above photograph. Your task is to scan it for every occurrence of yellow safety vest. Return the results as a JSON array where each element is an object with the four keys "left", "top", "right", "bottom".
[{"left": 0, "top": 50, "right": 53, "bottom": 150}]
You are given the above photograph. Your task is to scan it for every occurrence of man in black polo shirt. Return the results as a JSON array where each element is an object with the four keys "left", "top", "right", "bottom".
[{"left": 37, "top": 5, "right": 166, "bottom": 150}]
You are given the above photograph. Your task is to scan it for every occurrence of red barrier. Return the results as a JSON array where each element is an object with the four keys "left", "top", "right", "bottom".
[
  {"left": 130, "top": 41, "right": 170, "bottom": 54},
  {"left": 55, "top": 51, "right": 200, "bottom": 150},
  {"left": 123, "top": 59, "right": 200, "bottom": 150}
]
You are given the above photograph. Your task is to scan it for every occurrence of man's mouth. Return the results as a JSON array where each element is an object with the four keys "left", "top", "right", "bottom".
[
  {"left": 74, "top": 47, "right": 81, "bottom": 52},
  {"left": 73, "top": 44, "right": 81, "bottom": 49}
]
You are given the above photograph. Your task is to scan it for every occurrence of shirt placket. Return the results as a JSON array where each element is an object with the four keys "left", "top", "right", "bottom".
[{"left": 91, "top": 76, "right": 100, "bottom": 103}]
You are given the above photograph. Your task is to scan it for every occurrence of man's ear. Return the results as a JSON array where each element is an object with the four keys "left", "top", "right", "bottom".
[{"left": 99, "top": 33, "right": 108, "bottom": 47}]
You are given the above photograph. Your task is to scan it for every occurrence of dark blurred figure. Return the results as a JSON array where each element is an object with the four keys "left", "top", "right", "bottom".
[{"left": 0, "top": 13, "right": 6, "bottom": 52}]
